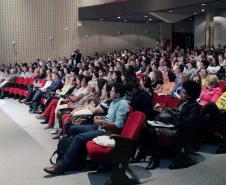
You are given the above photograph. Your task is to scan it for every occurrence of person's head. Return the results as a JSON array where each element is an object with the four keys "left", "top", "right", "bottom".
[
  {"left": 81, "top": 76, "right": 90, "bottom": 88},
  {"left": 87, "top": 81, "right": 97, "bottom": 92},
  {"left": 168, "top": 71, "right": 176, "bottom": 82},
  {"left": 152, "top": 70, "right": 163, "bottom": 82},
  {"left": 102, "top": 83, "right": 113, "bottom": 99},
  {"left": 178, "top": 74, "right": 189, "bottom": 85},
  {"left": 199, "top": 68, "right": 207, "bottom": 79},
  {"left": 110, "top": 83, "right": 126, "bottom": 99},
  {"left": 205, "top": 75, "right": 219, "bottom": 90},
  {"left": 191, "top": 73, "right": 202, "bottom": 85},
  {"left": 182, "top": 80, "right": 201, "bottom": 101},
  {"left": 46, "top": 73, "right": 52, "bottom": 81},
  {"left": 121, "top": 69, "right": 136, "bottom": 85},
  {"left": 51, "top": 72, "right": 59, "bottom": 81},
  {"left": 96, "top": 78, "right": 107, "bottom": 94},
  {"left": 112, "top": 71, "right": 122, "bottom": 83},
  {"left": 64, "top": 74, "right": 72, "bottom": 85},
  {"left": 99, "top": 68, "right": 106, "bottom": 77},
  {"left": 76, "top": 74, "right": 84, "bottom": 87},
  {"left": 175, "top": 64, "right": 184, "bottom": 74},
  {"left": 126, "top": 83, "right": 139, "bottom": 97}
]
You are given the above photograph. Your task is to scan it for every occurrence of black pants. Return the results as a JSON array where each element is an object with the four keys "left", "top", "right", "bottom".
[{"left": 138, "top": 126, "right": 158, "bottom": 158}]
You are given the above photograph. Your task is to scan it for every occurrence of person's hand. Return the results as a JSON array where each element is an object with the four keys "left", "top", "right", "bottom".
[
  {"left": 67, "top": 102, "right": 74, "bottom": 109},
  {"left": 94, "top": 116, "right": 104, "bottom": 125}
]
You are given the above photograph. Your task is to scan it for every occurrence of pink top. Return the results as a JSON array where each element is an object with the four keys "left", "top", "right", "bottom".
[{"left": 199, "top": 87, "right": 222, "bottom": 106}]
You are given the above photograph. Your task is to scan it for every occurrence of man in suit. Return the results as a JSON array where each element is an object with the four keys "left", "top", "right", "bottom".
[{"left": 30, "top": 72, "right": 62, "bottom": 113}]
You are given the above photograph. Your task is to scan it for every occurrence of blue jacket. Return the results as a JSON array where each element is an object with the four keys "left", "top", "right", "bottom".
[{"left": 46, "top": 79, "right": 62, "bottom": 92}]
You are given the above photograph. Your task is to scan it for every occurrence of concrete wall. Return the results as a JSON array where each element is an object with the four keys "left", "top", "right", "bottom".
[{"left": 194, "top": 11, "right": 226, "bottom": 47}]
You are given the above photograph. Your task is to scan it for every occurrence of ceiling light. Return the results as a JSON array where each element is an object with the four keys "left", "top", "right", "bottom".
[
  {"left": 193, "top": 12, "right": 198, "bottom": 15},
  {"left": 117, "top": 16, "right": 121, "bottom": 19},
  {"left": 149, "top": 18, "right": 152, "bottom": 21},
  {"left": 201, "top": 9, "right": 205, "bottom": 12},
  {"left": 123, "top": 19, "right": 127, "bottom": 22},
  {"left": 144, "top": 15, "right": 148, "bottom": 18},
  {"left": 201, "top": 3, "right": 206, "bottom": 6},
  {"left": 100, "top": 18, "right": 104, "bottom": 21},
  {"left": 189, "top": 18, "right": 193, "bottom": 21},
  {"left": 169, "top": 10, "right": 173, "bottom": 13}
]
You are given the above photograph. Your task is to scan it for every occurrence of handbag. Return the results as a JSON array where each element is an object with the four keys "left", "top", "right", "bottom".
[{"left": 155, "top": 108, "right": 179, "bottom": 126}]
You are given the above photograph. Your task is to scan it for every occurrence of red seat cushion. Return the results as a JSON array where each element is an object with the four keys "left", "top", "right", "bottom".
[
  {"left": 86, "top": 141, "right": 112, "bottom": 161},
  {"left": 86, "top": 112, "right": 146, "bottom": 162}
]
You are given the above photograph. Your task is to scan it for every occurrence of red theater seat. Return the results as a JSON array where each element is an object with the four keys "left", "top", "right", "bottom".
[{"left": 86, "top": 111, "right": 146, "bottom": 161}]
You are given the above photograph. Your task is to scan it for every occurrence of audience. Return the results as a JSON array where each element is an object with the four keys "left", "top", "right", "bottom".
[{"left": 0, "top": 43, "right": 225, "bottom": 175}]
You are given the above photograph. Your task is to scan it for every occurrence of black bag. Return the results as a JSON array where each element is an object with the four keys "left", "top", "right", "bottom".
[
  {"left": 155, "top": 108, "right": 179, "bottom": 125},
  {"left": 50, "top": 136, "right": 73, "bottom": 165}
]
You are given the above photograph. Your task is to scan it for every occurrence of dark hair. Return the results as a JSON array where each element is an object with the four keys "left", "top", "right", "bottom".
[
  {"left": 97, "top": 78, "right": 107, "bottom": 93},
  {"left": 113, "top": 83, "right": 126, "bottom": 97},
  {"left": 114, "top": 71, "right": 122, "bottom": 83},
  {"left": 178, "top": 64, "right": 184, "bottom": 72},
  {"left": 191, "top": 73, "right": 202, "bottom": 85},
  {"left": 154, "top": 70, "right": 163, "bottom": 81},
  {"left": 82, "top": 76, "right": 91, "bottom": 84},
  {"left": 105, "top": 83, "right": 113, "bottom": 98},
  {"left": 168, "top": 71, "right": 176, "bottom": 82},
  {"left": 182, "top": 80, "right": 201, "bottom": 101},
  {"left": 121, "top": 68, "right": 136, "bottom": 85}
]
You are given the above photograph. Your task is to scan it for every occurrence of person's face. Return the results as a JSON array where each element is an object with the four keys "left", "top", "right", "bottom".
[
  {"left": 121, "top": 74, "right": 125, "bottom": 82},
  {"left": 112, "top": 72, "right": 117, "bottom": 80},
  {"left": 101, "top": 84, "right": 107, "bottom": 98},
  {"left": 181, "top": 88, "right": 188, "bottom": 100},
  {"left": 52, "top": 74, "right": 57, "bottom": 81},
  {"left": 110, "top": 87, "right": 118, "bottom": 99},
  {"left": 199, "top": 69, "right": 207, "bottom": 77},
  {"left": 47, "top": 74, "right": 52, "bottom": 81},
  {"left": 192, "top": 77, "right": 200, "bottom": 84},
  {"left": 81, "top": 79, "right": 87, "bottom": 87},
  {"left": 205, "top": 80, "right": 212, "bottom": 90}
]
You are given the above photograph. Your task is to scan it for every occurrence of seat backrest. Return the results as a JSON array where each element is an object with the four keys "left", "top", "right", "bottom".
[
  {"left": 167, "top": 95, "right": 180, "bottom": 109},
  {"left": 219, "top": 80, "right": 226, "bottom": 92},
  {"left": 121, "top": 111, "right": 146, "bottom": 140}
]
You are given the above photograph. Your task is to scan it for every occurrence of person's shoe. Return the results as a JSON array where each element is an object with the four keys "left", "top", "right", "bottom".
[
  {"left": 25, "top": 101, "right": 32, "bottom": 105},
  {"left": 131, "top": 152, "right": 146, "bottom": 163},
  {"left": 44, "top": 125, "right": 52, "bottom": 129},
  {"left": 52, "top": 134, "right": 60, "bottom": 139},
  {"left": 40, "top": 120, "right": 48, "bottom": 124},
  {"left": 43, "top": 165, "right": 66, "bottom": 175},
  {"left": 145, "top": 157, "right": 160, "bottom": 170},
  {"left": 216, "top": 146, "right": 226, "bottom": 154},
  {"left": 50, "top": 129, "right": 59, "bottom": 135},
  {"left": 35, "top": 114, "right": 45, "bottom": 120}
]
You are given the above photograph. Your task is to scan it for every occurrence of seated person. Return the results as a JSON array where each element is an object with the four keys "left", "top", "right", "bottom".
[
  {"left": 157, "top": 71, "right": 176, "bottom": 95},
  {"left": 199, "top": 75, "right": 222, "bottom": 106},
  {"left": 135, "top": 80, "right": 201, "bottom": 170},
  {"left": 126, "top": 83, "right": 153, "bottom": 120},
  {"left": 0, "top": 68, "right": 17, "bottom": 99},
  {"left": 43, "top": 83, "right": 129, "bottom": 175},
  {"left": 171, "top": 74, "right": 189, "bottom": 99}
]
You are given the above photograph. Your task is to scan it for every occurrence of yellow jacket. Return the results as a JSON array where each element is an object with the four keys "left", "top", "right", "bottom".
[{"left": 216, "top": 92, "right": 226, "bottom": 110}]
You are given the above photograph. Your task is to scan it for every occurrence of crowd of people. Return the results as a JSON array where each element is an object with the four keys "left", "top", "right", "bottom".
[{"left": 0, "top": 45, "right": 226, "bottom": 175}]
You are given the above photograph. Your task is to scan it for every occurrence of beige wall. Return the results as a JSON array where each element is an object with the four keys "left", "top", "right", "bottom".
[
  {"left": 78, "top": 20, "right": 161, "bottom": 56},
  {"left": 0, "top": 0, "right": 167, "bottom": 65},
  {"left": 0, "top": 0, "right": 59, "bottom": 64},
  {"left": 79, "top": 0, "right": 111, "bottom": 7}
]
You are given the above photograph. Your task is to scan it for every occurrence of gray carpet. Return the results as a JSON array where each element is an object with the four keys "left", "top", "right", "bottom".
[{"left": 0, "top": 99, "right": 226, "bottom": 185}]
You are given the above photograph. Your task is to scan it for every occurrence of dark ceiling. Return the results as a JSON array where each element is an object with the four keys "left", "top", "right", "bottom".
[{"left": 79, "top": 0, "right": 226, "bottom": 23}]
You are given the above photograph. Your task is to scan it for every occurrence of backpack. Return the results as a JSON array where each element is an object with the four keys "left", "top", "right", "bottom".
[{"left": 50, "top": 136, "right": 73, "bottom": 165}]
